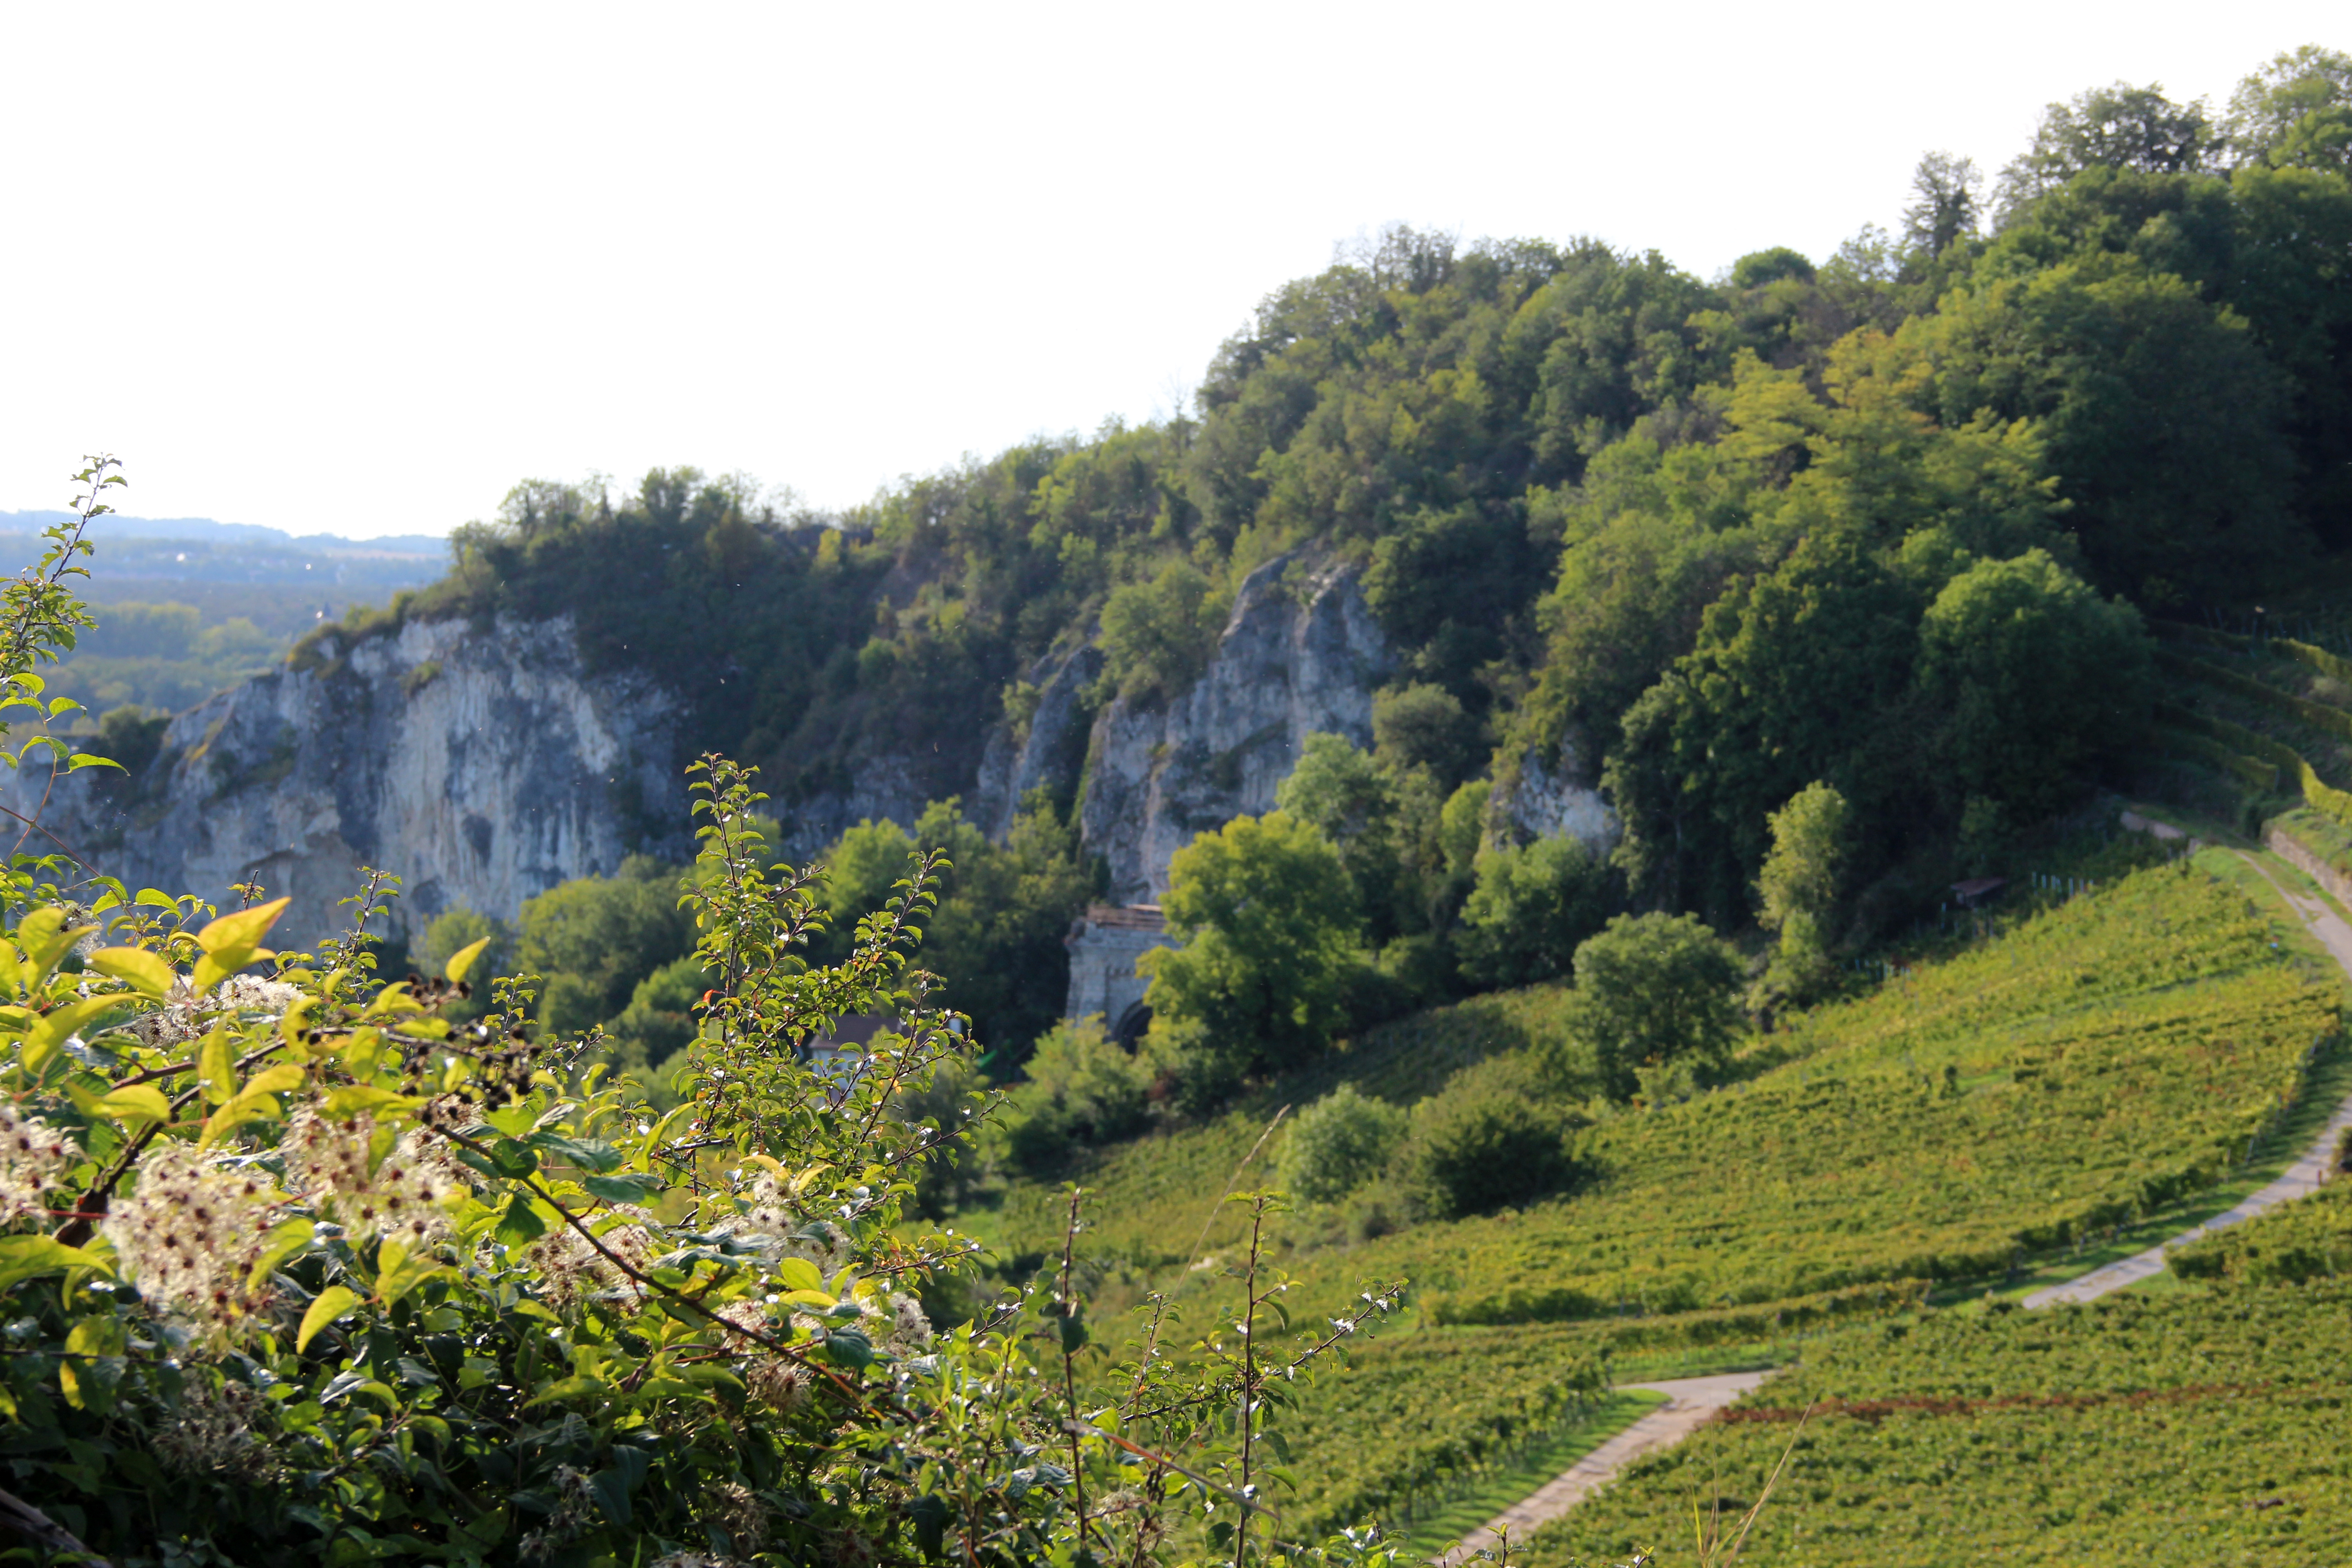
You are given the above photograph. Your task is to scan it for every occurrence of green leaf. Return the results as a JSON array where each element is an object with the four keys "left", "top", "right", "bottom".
[
  {"left": 909, "top": 1493, "right": 949, "bottom": 1559},
  {"left": 492, "top": 1194, "right": 548, "bottom": 1248},
  {"left": 527, "top": 1132, "right": 622, "bottom": 1172},
  {"left": 246, "top": 1218, "right": 317, "bottom": 1291},
  {"left": 59, "top": 1315, "right": 127, "bottom": 1413},
  {"left": 523, "top": 1374, "right": 609, "bottom": 1407},
  {"left": 297, "top": 1285, "right": 363, "bottom": 1352},
  {"left": 583, "top": 1172, "right": 662, "bottom": 1205},
  {"left": 445, "top": 935, "right": 492, "bottom": 985},
  {"left": 375, "top": 1240, "right": 452, "bottom": 1307},
  {"left": 65, "top": 1315, "right": 127, "bottom": 1358},
  {"left": 65, "top": 753, "right": 123, "bottom": 773},
  {"left": 86, "top": 946, "right": 175, "bottom": 999},
  {"left": 487, "top": 1139, "right": 539, "bottom": 1178},
  {"left": 773, "top": 1256, "right": 823, "bottom": 1293},
  {"left": 588, "top": 1467, "right": 633, "bottom": 1527},
  {"left": 0, "top": 1236, "right": 107, "bottom": 1293},
  {"left": 823, "top": 1327, "right": 874, "bottom": 1368}
]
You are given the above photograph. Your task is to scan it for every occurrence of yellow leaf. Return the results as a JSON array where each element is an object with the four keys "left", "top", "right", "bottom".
[
  {"left": 282, "top": 995, "right": 321, "bottom": 1054},
  {"left": 322, "top": 1085, "right": 418, "bottom": 1116},
  {"left": 197, "top": 1063, "right": 307, "bottom": 1147},
  {"left": 24, "top": 995, "right": 129, "bottom": 1078},
  {"left": 445, "top": 936, "right": 492, "bottom": 985},
  {"left": 377, "top": 1248, "right": 451, "bottom": 1308},
  {"left": 13, "top": 908, "right": 95, "bottom": 987},
  {"left": 85, "top": 947, "right": 175, "bottom": 1000},
  {"left": 197, "top": 1028, "right": 235, "bottom": 1107},
  {"left": 195, "top": 897, "right": 291, "bottom": 958},
  {"left": 93, "top": 1084, "right": 172, "bottom": 1127},
  {"left": 297, "top": 1284, "right": 363, "bottom": 1352}
]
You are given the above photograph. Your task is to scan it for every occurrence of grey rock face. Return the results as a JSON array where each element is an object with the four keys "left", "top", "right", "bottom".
[
  {"left": 12, "top": 554, "right": 1403, "bottom": 953},
  {"left": 969, "top": 641, "right": 1103, "bottom": 841},
  {"left": 1079, "top": 553, "right": 1395, "bottom": 903},
  {"left": 1493, "top": 745, "right": 1620, "bottom": 857},
  {"left": 17, "top": 615, "right": 691, "bottom": 950}
]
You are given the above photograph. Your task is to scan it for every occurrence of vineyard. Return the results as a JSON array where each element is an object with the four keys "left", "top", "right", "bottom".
[
  {"left": 1287, "top": 863, "right": 2335, "bottom": 1326},
  {"left": 947, "top": 856, "right": 2344, "bottom": 1554},
  {"left": 1526, "top": 1222, "right": 2352, "bottom": 1562},
  {"left": 2171, "top": 1175, "right": 2352, "bottom": 1285}
]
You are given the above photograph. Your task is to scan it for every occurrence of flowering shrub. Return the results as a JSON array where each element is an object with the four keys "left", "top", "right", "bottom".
[{"left": 0, "top": 465, "right": 1411, "bottom": 1567}]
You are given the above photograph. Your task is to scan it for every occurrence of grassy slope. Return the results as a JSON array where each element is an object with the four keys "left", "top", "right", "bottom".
[{"left": 952, "top": 847, "right": 2347, "bottom": 1543}]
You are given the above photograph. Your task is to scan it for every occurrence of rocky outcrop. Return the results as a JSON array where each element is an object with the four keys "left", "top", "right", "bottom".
[
  {"left": 1491, "top": 744, "right": 1619, "bottom": 856},
  {"left": 1080, "top": 553, "right": 1395, "bottom": 903},
  {"left": 969, "top": 641, "right": 1103, "bottom": 841},
  {"left": 15, "top": 615, "right": 691, "bottom": 950}
]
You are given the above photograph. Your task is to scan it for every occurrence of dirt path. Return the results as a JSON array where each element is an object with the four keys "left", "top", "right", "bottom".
[
  {"left": 1436, "top": 848, "right": 2352, "bottom": 1558},
  {"left": 1436, "top": 1372, "right": 1770, "bottom": 1565},
  {"left": 2022, "top": 851, "right": 2352, "bottom": 1309}
]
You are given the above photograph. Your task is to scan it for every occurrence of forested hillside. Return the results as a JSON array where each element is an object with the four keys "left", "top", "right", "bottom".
[{"left": 324, "top": 47, "right": 2352, "bottom": 1085}]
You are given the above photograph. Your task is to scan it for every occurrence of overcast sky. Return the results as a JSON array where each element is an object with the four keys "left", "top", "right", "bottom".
[{"left": 2, "top": 2, "right": 2341, "bottom": 538}]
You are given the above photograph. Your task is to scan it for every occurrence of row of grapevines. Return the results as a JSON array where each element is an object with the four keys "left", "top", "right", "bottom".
[{"left": 1530, "top": 1244, "right": 2352, "bottom": 1561}]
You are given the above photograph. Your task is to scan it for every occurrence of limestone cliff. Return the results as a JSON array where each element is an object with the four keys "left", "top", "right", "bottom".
[
  {"left": 1079, "top": 552, "right": 1395, "bottom": 903},
  {"left": 17, "top": 615, "right": 691, "bottom": 950},
  {"left": 11, "top": 550, "right": 1406, "bottom": 948}
]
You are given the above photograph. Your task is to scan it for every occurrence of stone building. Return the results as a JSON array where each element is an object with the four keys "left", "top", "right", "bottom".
[{"left": 1063, "top": 904, "right": 1177, "bottom": 1044}]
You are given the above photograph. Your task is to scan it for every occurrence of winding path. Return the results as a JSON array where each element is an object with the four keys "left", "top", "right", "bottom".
[
  {"left": 1436, "top": 845, "right": 2352, "bottom": 1558},
  {"left": 2023, "top": 851, "right": 2352, "bottom": 1307},
  {"left": 1435, "top": 1373, "right": 1770, "bottom": 1567}
]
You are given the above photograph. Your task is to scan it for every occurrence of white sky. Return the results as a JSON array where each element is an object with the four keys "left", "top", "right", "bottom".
[{"left": 2, "top": 2, "right": 2341, "bottom": 539}]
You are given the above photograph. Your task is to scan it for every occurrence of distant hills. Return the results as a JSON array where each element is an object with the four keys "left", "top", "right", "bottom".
[
  {"left": 0, "top": 510, "right": 445, "bottom": 559},
  {"left": 0, "top": 511, "right": 451, "bottom": 645}
]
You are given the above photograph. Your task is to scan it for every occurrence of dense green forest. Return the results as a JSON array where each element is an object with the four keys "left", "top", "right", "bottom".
[{"left": 372, "top": 48, "right": 2352, "bottom": 1103}]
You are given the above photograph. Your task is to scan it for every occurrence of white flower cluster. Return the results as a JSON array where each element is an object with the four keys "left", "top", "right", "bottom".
[
  {"left": 522, "top": 1207, "right": 657, "bottom": 1308},
  {"left": 281, "top": 1110, "right": 464, "bottom": 1245},
  {"left": 102, "top": 1144, "right": 279, "bottom": 1334},
  {"left": 732, "top": 1174, "right": 856, "bottom": 1275},
  {"left": 715, "top": 1300, "right": 811, "bottom": 1411},
  {"left": 0, "top": 1104, "right": 82, "bottom": 1227},
  {"left": 129, "top": 973, "right": 304, "bottom": 1054}
]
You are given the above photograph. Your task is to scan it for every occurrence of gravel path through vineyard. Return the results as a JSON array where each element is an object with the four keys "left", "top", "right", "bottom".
[
  {"left": 1436, "top": 1373, "right": 1769, "bottom": 1565},
  {"left": 2022, "top": 851, "right": 2352, "bottom": 1308},
  {"left": 1441, "top": 848, "right": 2352, "bottom": 1559}
]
